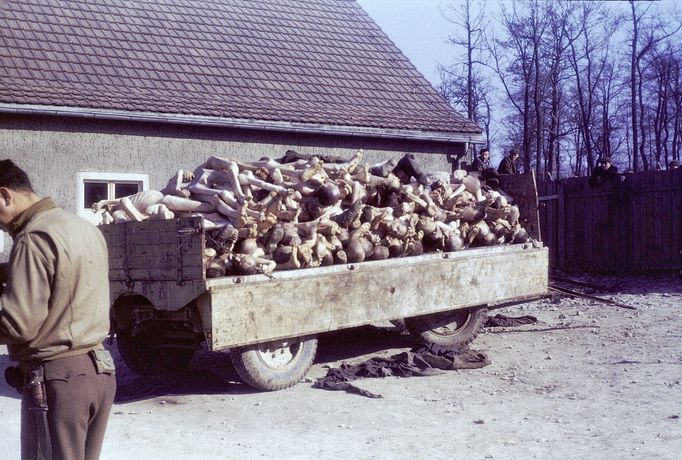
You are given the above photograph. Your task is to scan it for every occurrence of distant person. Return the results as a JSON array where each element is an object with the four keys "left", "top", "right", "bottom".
[
  {"left": 588, "top": 157, "right": 619, "bottom": 187},
  {"left": 497, "top": 148, "right": 520, "bottom": 175},
  {"left": 470, "top": 148, "right": 490, "bottom": 172},
  {"left": 669, "top": 160, "right": 680, "bottom": 170}
]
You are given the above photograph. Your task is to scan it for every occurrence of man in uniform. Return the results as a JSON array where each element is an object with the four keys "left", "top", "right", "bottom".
[
  {"left": 497, "top": 148, "right": 520, "bottom": 175},
  {"left": 0, "top": 160, "right": 115, "bottom": 460}
]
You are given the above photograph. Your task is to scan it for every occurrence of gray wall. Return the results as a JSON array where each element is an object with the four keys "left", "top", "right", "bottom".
[{"left": 0, "top": 113, "right": 466, "bottom": 258}]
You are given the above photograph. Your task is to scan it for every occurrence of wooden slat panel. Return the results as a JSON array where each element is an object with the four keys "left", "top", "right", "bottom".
[
  {"left": 571, "top": 179, "right": 585, "bottom": 272},
  {"left": 642, "top": 172, "right": 655, "bottom": 271},
  {"left": 557, "top": 179, "right": 566, "bottom": 271},
  {"left": 654, "top": 171, "right": 668, "bottom": 269},
  {"left": 537, "top": 179, "right": 559, "bottom": 268},
  {"left": 672, "top": 170, "right": 682, "bottom": 270},
  {"left": 499, "top": 172, "right": 542, "bottom": 241},
  {"left": 101, "top": 217, "right": 204, "bottom": 282},
  {"left": 538, "top": 171, "right": 682, "bottom": 274},
  {"left": 630, "top": 173, "right": 641, "bottom": 272}
]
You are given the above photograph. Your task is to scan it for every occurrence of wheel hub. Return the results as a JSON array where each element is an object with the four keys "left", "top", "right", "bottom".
[
  {"left": 428, "top": 311, "right": 471, "bottom": 336},
  {"left": 256, "top": 341, "right": 301, "bottom": 368}
]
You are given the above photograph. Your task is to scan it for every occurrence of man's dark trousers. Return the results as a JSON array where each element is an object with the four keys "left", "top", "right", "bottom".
[{"left": 21, "top": 353, "right": 116, "bottom": 460}]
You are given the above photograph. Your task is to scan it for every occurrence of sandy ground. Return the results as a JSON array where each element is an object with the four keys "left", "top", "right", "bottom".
[{"left": 0, "top": 275, "right": 680, "bottom": 460}]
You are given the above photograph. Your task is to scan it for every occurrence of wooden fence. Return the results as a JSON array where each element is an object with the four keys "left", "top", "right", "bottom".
[{"left": 536, "top": 169, "right": 682, "bottom": 274}]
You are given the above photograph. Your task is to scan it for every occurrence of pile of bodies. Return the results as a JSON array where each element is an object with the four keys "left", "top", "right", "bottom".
[{"left": 95, "top": 150, "right": 530, "bottom": 278}]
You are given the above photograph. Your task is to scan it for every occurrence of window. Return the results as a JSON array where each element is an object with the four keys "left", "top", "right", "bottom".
[{"left": 77, "top": 172, "right": 149, "bottom": 225}]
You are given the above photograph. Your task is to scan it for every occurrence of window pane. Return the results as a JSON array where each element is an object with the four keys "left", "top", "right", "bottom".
[
  {"left": 84, "top": 182, "right": 108, "bottom": 208},
  {"left": 115, "top": 182, "right": 140, "bottom": 198}
]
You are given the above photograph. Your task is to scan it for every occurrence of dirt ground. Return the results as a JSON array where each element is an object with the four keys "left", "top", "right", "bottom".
[{"left": 0, "top": 275, "right": 680, "bottom": 459}]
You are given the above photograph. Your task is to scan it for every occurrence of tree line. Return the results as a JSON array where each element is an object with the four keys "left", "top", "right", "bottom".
[{"left": 438, "top": 0, "right": 682, "bottom": 179}]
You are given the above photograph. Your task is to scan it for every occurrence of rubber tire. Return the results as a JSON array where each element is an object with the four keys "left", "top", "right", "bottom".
[
  {"left": 116, "top": 326, "right": 195, "bottom": 376},
  {"left": 404, "top": 307, "right": 488, "bottom": 347},
  {"left": 230, "top": 337, "right": 318, "bottom": 391}
]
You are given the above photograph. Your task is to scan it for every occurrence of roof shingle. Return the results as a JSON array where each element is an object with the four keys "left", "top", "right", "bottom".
[{"left": 0, "top": 0, "right": 482, "bottom": 136}]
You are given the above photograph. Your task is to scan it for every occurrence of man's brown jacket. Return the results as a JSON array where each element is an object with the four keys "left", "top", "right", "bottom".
[{"left": 0, "top": 198, "right": 110, "bottom": 362}]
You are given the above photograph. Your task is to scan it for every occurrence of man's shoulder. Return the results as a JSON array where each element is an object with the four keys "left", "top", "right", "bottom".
[{"left": 27, "top": 208, "right": 98, "bottom": 235}]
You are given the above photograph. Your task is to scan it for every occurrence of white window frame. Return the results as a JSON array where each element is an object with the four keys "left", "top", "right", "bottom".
[{"left": 77, "top": 172, "right": 149, "bottom": 223}]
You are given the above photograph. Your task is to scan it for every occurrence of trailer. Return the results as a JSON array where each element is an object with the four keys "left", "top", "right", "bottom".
[{"left": 100, "top": 174, "right": 549, "bottom": 391}]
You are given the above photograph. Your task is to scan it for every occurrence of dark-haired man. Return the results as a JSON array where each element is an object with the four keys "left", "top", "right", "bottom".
[
  {"left": 0, "top": 159, "right": 115, "bottom": 460},
  {"left": 470, "top": 148, "right": 491, "bottom": 172}
]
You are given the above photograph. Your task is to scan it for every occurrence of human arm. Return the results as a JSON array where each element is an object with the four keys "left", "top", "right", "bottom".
[{"left": 0, "top": 235, "right": 53, "bottom": 344}]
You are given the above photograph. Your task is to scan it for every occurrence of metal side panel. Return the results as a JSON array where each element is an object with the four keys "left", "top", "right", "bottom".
[{"left": 203, "top": 244, "right": 549, "bottom": 350}]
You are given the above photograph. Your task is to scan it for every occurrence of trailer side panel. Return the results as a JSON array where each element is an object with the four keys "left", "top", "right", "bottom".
[{"left": 201, "top": 244, "right": 548, "bottom": 350}]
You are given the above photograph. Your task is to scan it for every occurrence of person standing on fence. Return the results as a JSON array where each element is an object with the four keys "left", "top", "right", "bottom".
[
  {"left": 588, "top": 157, "right": 619, "bottom": 188},
  {"left": 497, "top": 148, "right": 520, "bottom": 175},
  {"left": 0, "top": 159, "right": 116, "bottom": 460}
]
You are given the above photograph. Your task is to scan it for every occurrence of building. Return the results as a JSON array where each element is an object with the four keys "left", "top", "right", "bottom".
[{"left": 0, "top": 0, "right": 482, "bottom": 253}]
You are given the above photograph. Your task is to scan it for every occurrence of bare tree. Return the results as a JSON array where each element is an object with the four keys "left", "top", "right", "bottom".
[
  {"left": 438, "top": 0, "right": 492, "bottom": 154},
  {"left": 489, "top": 0, "right": 548, "bottom": 174},
  {"left": 628, "top": 0, "right": 681, "bottom": 171},
  {"left": 672, "top": 54, "right": 682, "bottom": 163},
  {"left": 437, "top": 0, "right": 681, "bottom": 178},
  {"left": 543, "top": 1, "right": 580, "bottom": 179}
]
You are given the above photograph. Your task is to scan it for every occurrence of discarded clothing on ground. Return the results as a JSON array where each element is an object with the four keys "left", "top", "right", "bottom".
[
  {"left": 484, "top": 314, "right": 537, "bottom": 328},
  {"left": 312, "top": 343, "right": 490, "bottom": 398}
]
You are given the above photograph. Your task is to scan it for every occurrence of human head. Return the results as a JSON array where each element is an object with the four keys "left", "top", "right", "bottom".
[
  {"left": 509, "top": 148, "right": 520, "bottom": 160},
  {"left": 0, "top": 159, "right": 34, "bottom": 192},
  {"left": 0, "top": 160, "right": 37, "bottom": 230},
  {"left": 598, "top": 157, "right": 612, "bottom": 169},
  {"left": 670, "top": 160, "right": 680, "bottom": 170},
  {"left": 479, "top": 148, "right": 490, "bottom": 161}
]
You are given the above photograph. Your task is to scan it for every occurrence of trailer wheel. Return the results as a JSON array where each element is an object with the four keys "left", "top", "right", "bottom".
[
  {"left": 230, "top": 337, "right": 318, "bottom": 391},
  {"left": 116, "top": 325, "right": 195, "bottom": 376},
  {"left": 404, "top": 307, "right": 488, "bottom": 347}
]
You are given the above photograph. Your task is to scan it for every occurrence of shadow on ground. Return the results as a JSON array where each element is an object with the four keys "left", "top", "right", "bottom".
[
  {"left": 551, "top": 272, "right": 682, "bottom": 295},
  {"left": 114, "top": 325, "right": 413, "bottom": 403},
  {"left": 0, "top": 353, "right": 20, "bottom": 399}
]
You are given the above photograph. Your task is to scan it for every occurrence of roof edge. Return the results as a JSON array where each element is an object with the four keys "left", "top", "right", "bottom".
[{"left": 0, "top": 104, "right": 484, "bottom": 144}]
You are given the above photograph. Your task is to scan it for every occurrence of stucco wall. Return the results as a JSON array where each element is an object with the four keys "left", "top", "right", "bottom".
[{"left": 0, "top": 113, "right": 466, "bottom": 258}]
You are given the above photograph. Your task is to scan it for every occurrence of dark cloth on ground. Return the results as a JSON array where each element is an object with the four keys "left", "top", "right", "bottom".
[
  {"left": 312, "top": 343, "right": 490, "bottom": 398},
  {"left": 484, "top": 314, "right": 538, "bottom": 328}
]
